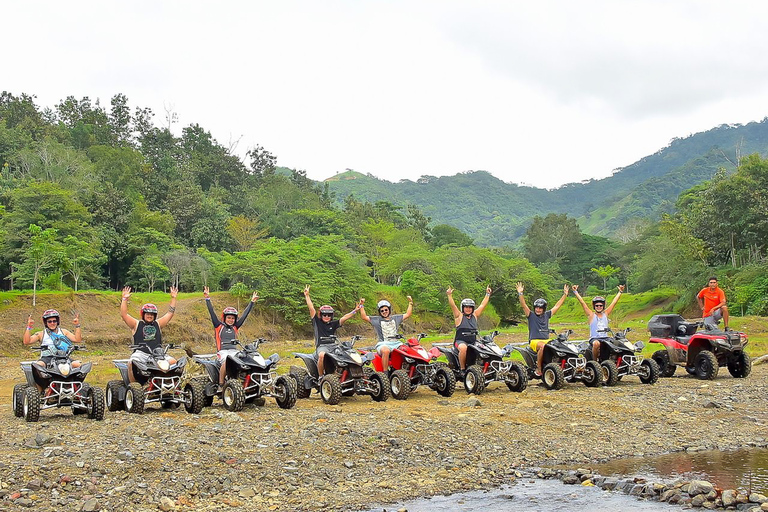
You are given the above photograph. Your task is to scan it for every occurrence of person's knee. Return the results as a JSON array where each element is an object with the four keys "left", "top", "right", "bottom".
[
  {"left": 35, "top": 360, "right": 45, "bottom": 367},
  {"left": 721, "top": 305, "right": 729, "bottom": 313},
  {"left": 381, "top": 347, "right": 390, "bottom": 356}
]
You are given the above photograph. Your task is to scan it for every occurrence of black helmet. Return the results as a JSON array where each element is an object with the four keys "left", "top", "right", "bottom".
[
  {"left": 592, "top": 296, "right": 606, "bottom": 307},
  {"left": 533, "top": 298, "right": 547, "bottom": 309}
]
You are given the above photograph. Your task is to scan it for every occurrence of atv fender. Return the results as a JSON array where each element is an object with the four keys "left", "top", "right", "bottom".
[
  {"left": 294, "top": 353, "right": 320, "bottom": 379},
  {"left": 436, "top": 347, "right": 460, "bottom": 370},
  {"left": 512, "top": 346, "right": 537, "bottom": 370}
]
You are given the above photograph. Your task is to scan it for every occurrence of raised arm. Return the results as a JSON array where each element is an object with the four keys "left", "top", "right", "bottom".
[
  {"left": 447, "top": 287, "right": 461, "bottom": 326},
  {"left": 157, "top": 286, "right": 178, "bottom": 329},
  {"left": 402, "top": 296, "right": 414, "bottom": 320},
  {"left": 550, "top": 284, "right": 570, "bottom": 316},
  {"left": 474, "top": 286, "right": 492, "bottom": 317},
  {"left": 23, "top": 315, "right": 41, "bottom": 345},
  {"left": 358, "top": 298, "right": 371, "bottom": 323},
  {"left": 61, "top": 313, "right": 82, "bottom": 343},
  {"left": 304, "top": 285, "right": 316, "bottom": 319},
  {"left": 236, "top": 291, "right": 258, "bottom": 328},
  {"left": 203, "top": 286, "right": 221, "bottom": 327},
  {"left": 516, "top": 282, "right": 530, "bottom": 317},
  {"left": 338, "top": 303, "right": 361, "bottom": 325},
  {"left": 571, "top": 285, "right": 594, "bottom": 320},
  {"left": 604, "top": 285, "right": 624, "bottom": 316},
  {"left": 120, "top": 286, "right": 138, "bottom": 331}
]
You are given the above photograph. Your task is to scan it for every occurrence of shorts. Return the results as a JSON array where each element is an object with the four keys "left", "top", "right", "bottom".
[
  {"left": 704, "top": 309, "right": 723, "bottom": 326},
  {"left": 315, "top": 345, "right": 332, "bottom": 356},
  {"left": 530, "top": 339, "right": 549, "bottom": 351},
  {"left": 375, "top": 339, "right": 403, "bottom": 353},
  {"left": 130, "top": 351, "right": 173, "bottom": 364},
  {"left": 454, "top": 340, "right": 475, "bottom": 349},
  {"left": 217, "top": 349, "right": 239, "bottom": 361}
]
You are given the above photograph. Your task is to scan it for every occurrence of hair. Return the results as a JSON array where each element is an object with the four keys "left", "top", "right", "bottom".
[{"left": 708, "top": 276, "right": 718, "bottom": 283}]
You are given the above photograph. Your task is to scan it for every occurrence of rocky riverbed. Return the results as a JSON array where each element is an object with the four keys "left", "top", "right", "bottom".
[{"left": 0, "top": 353, "right": 766, "bottom": 512}]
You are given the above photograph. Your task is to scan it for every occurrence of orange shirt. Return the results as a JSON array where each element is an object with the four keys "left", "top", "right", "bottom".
[{"left": 698, "top": 287, "right": 726, "bottom": 317}]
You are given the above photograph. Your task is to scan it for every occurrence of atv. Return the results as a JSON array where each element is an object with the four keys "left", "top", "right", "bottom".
[
  {"left": 367, "top": 333, "right": 456, "bottom": 399},
  {"left": 434, "top": 330, "right": 528, "bottom": 395},
  {"left": 509, "top": 329, "right": 602, "bottom": 390},
  {"left": 580, "top": 328, "right": 660, "bottom": 386},
  {"left": 289, "top": 335, "right": 390, "bottom": 405},
  {"left": 14, "top": 343, "right": 105, "bottom": 422},
  {"left": 192, "top": 339, "right": 297, "bottom": 411},
  {"left": 647, "top": 314, "right": 751, "bottom": 380},
  {"left": 105, "top": 344, "right": 205, "bottom": 414}
]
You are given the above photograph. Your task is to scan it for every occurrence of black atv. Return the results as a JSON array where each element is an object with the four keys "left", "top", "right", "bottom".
[
  {"left": 105, "top": 344, "right": 204, "bottom": 415},
  {"left": 192, "top": 339, "right": 297, "bottom": 411},
  {"left": 434, "top": 330, "right": 528, "bottom": 395},
  {"left": 510, "top": 329, "right": 602, "bottom": 390},
  {"left": 580, "top": 328, "right": 660, "bottom": 386},
  {"left": 289, "top": 335, "right": 390, "bottom": 405},
  {"left": 14, "top": 344, "right": 104, "bottom": 422}
]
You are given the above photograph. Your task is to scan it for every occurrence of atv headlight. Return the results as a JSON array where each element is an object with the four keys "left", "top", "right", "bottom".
[
  {"left": 417, "top": 349, "right": 428, "bottom": 358},
  {"left": 491, "top": 346, "right": 502, "bottom": 356},
  {"left": 158, "top": 359, "right": 170, "bottom": 371},
  {"left": 405, "top": 357, "right": 415, "bottom": 363},
  {"left": 351, "top": 353, "right": 362, "bottom": 364},
  {"left": 58, "top": 363, "right": 71, "bottom": 376},
  {"left": 254, "top": 355, "right": 266, "bottom": 366}
]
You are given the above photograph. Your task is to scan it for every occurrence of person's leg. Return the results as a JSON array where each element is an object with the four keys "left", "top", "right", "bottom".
[
  {"left": 219, "top": 359, "right": 227, "bottom": 387},
  {"left": 721, "top": 306, "right": 729, "bottom": 329},
  {"left": 380, "top": 346, "right": 391, "bottom": 371},
  {"left": 71, "top": 360, "right": 81, "bottom": 368},
  {"left": 592, "top": 339, "right": 601, "bottom": 361},
  {"left": 458, "top": 343, "right": 468, "bottom": 370},
  {"left": 317, "top": 352, "right": 326, "bottom": 378},
  {"left": 127, "top": 361, "right": 136, "bottom": 383},
  {"left": 536, "top": 343, "right": 545, "bottom": 376}
]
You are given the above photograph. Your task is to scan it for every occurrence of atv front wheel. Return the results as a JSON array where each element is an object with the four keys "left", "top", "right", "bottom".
[
  {"left": 583, "top": 360, "right": 602, "bottom": 387},
  {"left": 389, "top": 370, "right": 411, "bottom": 400},
  {"left": 125, "top": 383, "right": 145, "bottom": 414},
  {"left": 542, "top": 363, "right": 565, "bottom": 390},
  {"left": 432, "top": 365, "right": 456, "bottom": 397},
  {"left": 13, "top": 384, "right": 27, "bottom": 418},
  {"left": 369, "top": 371, "right": 391, "bottom": 402},
  {"left": 23, "top": 386, "right": 41, "bottom": 422},
  {"left": 464, "top": 365, "right": 485, "bottom": 395},
  {"left": 87, "top": 386, "right": 106, "bottom": 420},
  {"left": 694, "top": 350, "right": 719, "bottom": 380},
  {"left": 106, "top": 380, "right": 125, "bottom": 412},
  {"left": 223, "top": 379, "right": 246, "bottom": 412},
  {"left": 600, "top": 360, "right": 619, "bottom": 387},
  {"left": 184, "top": 379, "right": 206, "bottom": 414},
  {"left": 638, "top": 358, "right": 660, "bottom": 385},
  {"left": 727, "top": 352, "right": 752, "bottom": 378},
  {"left": 289, "top": 366, "right": 312, "bottom": 399},
  {"left": 320, "top": 374, "right": 342, "bottom": 405},
  {"left": 274, "top": 375, "right": 297, "bottom": 409},
  {"left": 652, "top": 350, "right": 677, "bottom": 377},
  {"left": 505, "top": 361, "right": 528, "bottom": 392}
]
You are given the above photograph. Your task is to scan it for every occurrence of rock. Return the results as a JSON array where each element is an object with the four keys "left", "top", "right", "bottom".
[
  {"left": 601, "top": 477, "right": 619, "bottom": 490},
  {"left": 761, "top": 503, "right": 768, "bottom": 511},
  {"left": 27, "top": 479, "right": 42, "bottom": 490},
  {"left": 238, "top": 488, "right": 255, "bottom": 498},
  {"left": 563, "top": 475, "right": 579, "bottom": 485},
  {"left": 688, "top": 480, "right": 714, "bottom": 496},
  {"left": 81, "top": 498, "right": 100, "bottom": 511},
  {"left": 466, "top": 398, "right": 481, "bottom": 407},
  {"left": 703, "top": 401, "right": 720, "bottom": 408},
  {"left": 661, "top": 489, "right": 681, "bottom": 502},
  {"left": 723, "top": 490, "right": 738, "bottom": 507},
  {"left": 35, "top": 433, "right": 52, "bottom": 446},
  {"left": 16, "top": 498, "right": 34, "bottom": 507},
  {"left": 691, "top": 494, "right": 708, "bottom": 507},
  {"left": 750, "top": 493, "right": 768, "bottom": 504}
]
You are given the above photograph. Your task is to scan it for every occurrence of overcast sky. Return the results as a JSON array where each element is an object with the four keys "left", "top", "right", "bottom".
[{"left": 5, "top": 1, "right": 768, "bottom": 188}]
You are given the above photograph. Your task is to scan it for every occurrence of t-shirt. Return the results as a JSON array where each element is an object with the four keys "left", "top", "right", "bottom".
[
  {"left": 698, "top": 287, "right": 726, "bottom": 317},
  {"left": 368, "top": 315, "right": 404, "bottom": 342},
  {"left": 527, "top": 310, "right": 553, "bottom": 341},
  {"left": 312, "top": 315, "right": 341, "bottom": 346}
]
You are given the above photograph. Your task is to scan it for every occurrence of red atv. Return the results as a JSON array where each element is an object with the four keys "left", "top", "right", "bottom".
[
  {"left": 368, "top": 334, "right": 456, "bottom": 400},
  {"left": 647, "top": 314, "right": 751, "bottom": 380}
]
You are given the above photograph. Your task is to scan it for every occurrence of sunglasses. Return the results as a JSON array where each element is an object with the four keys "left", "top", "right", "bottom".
[
  {"left": 320, "top": 313, "right": 333, "bottom": 318},
  {"left": 379, "top": 308, "right": 390, "bottom": 312},
  {"left": 594, "top": 304, "right": 605, "bottom": 308},
  {"left": 45, "top": 319, "right": 59, "bottom": 324}
]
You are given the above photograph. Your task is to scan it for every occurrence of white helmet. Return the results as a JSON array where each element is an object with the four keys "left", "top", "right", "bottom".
[{"left": 377, "top": 300, "right": 392, "bottom": 313}]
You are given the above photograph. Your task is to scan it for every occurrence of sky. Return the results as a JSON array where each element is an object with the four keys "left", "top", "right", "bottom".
[{"left": 5, "top": 0, "right": 768, "bottom": 189}]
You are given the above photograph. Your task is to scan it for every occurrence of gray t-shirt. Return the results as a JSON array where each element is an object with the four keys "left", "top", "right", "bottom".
[
  {"left": 368, "top": 315, "right": 404, "bottom": 342},
  {"left": 527, "top": 310, "right": 553, "bottom": 341}
]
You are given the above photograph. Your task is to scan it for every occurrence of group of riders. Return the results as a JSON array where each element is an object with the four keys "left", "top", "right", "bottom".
[{"left": 22, "top": 277, "right": 730, "bottom": 391}]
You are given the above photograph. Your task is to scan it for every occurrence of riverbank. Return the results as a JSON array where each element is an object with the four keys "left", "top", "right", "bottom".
[{"left": 0, "top": 348, "right": 766, "bottom": 511}]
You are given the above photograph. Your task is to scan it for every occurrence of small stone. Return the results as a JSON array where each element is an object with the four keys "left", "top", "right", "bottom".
[
  {"left": 344, "top": 462, "right": 355, "bottom": 469},
  {"left": 563, "top": 475, "right": 579, "bottom": 485},
  {"left": 722, "top": 490, "right": 737, "bottom": 507},
  {"left": 703, "top": 401, "right": 720, "bottom": 408},
  {"left": 238, "top": 489, "right": 255, "bottom": 498},
  {"left": 466, "top": 398, "right": 481, "bottom": 407},
  {"left": 688, "top": 480, "right": 714, "bottom": 497},
  {"left": 16, "top": 498, "right": 34, "bottom": 507},
  {"left": 750, "top": 493, "right": 768, "bottom": 504},
  {"left": 27, "top": 479, "right": 42, "bottom": 490},
  {"left": 691, "top": 494, "right": 707, "bottom": 507},
  {"left": 81, "top": 498, "right": 100, "bottom": 512}
]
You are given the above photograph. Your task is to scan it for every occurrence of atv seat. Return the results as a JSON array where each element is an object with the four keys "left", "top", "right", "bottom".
[{"left": 648, "top": 314, "right": 698, "bottom": 338}]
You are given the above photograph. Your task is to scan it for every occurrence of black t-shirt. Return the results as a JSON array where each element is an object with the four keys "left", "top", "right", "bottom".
[
  {"left": 312, "top": 315, "right": 341, "bottom": 346},
  {"left": 527, "top": 310, "right": 553, "bottom": 341},
  {"left": 133, "top": 320, "right": 162, "bottom": 354}
]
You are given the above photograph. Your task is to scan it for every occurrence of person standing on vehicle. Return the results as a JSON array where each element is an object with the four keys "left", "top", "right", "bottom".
[
  {"left": 572, "top": 284, "right": 624, "bottom": 361},
  {"left": 697, "top": 277, "right": 729, "bottom": 330},
  {"left": 23, "top": 310, "right": 83, "bottom": 389},
  {"left": 359, "top": 296, "right": 414, "bottom": 371},
  {"left": 203, "top": 286, "right": 259, "bottom": 390},
  {"left": 447, "top": 286, "right": 493, "bottom": 375},
  {"left": 120, "top": 286, "right": 178, "bottom": 383},
  {"left": 517, "top": 282, "right": 570, "bottom": 376},
  {"left": 303, "top": 285, "right": 361, "bottom": 380}
]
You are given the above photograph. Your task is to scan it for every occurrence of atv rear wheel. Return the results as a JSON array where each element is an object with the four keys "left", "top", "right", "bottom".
[
  {"left": 223, "top": 379, "right": 246, "bottom": 412},
  {"left": 583, "top": 360, "right": 602, "bottom": 387},
  {"left": 652, "top": 350, "right": 677, "bottom": 377},
  {"left": 694, "top": 350, "right": 719, "bottom": 380},
  {"left": 23, "top": 386, "right": 41, "bottom": 422},
  {"left": 87, "top": 386, "right": 105, "bottom": 420},
  {"left": 106, "top": 380, "right": 125, "bottom": 412},
  {"left": 727, "top": 352, "right": 752, "bottom": 378},
  {"left": 638, "top": 358, "right": 660, "bottom": 384},
  {"left": 542, "top": 363, "right": 565, "bottom": 390},
  {"left": 464, "top": 365, "right": 485, "bottom": 395},
  {"left": 125, "top": 382, "right": 145, "bottom": 414},
  {"left": 369, "top": 371, "right": 391, "bottom": 402},
  {"left": 274, "top": 375, "right": 297, "bottom": 409},
  {"left": 289, "top": 366, "right": 312, "bottom": 399},
  {"left": 432, "top": 365, "right": 456, "bottom": 397},
  {"left": 505, "top": 361, "right": 528, "bottom": 392},
  {"left": 13, "top": 384, "right": 27, "bottom": 418},
  {"left": 389, "top": 370, "right": 411, "bottom": 400},
  {"left": 319, "top": 374, "right": 342, "bottom": 405},
  {"left": 600, "top": 360, "right": 619, "bottom": 387},
  {"left": 184, "top": 379, "right": 206, "bottom": 414}
]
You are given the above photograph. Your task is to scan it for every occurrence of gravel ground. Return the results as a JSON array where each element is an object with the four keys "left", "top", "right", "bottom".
[{"left": 0, "top": 352, "right": 766, "bottom": 512}]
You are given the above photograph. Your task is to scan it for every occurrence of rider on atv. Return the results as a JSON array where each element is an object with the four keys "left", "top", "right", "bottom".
[
  {"left": 303, "top": 285, "right": 361, "bottom": 379},
  {"left": 203, "top": 286, "right": 259, "bottom": 390},
  {"left": 447, "top": 286, "right": 492, "bottom": 376},
  {"left": 573, "top": 284, "right": 624, "bottom": 361},
  {"left": 22, "top": 310, "right": 83, "bottom": 389},
  {"left": 517, "top": 282, "right": 569, "bottom": 377},
  {"left": 359, "top": 296, "right": 413, "bottom": 370},
  {"left": 120, "top": 286, "right": 178, "bottom": 383}
]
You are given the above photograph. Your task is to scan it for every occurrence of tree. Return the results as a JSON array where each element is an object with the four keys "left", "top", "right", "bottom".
[
  {"left": 62, "top": 235, "right": 105, "bottom": 291},
  {"left": 12, "top": 225, "right": 63, "bottom": 305},
  {"left": 591, "top": 264, "right": 621, "bottom": 291},
  {"left": 226, "top": 215, "right": 269, "bottom": 251},
  {"left": 431, "top": 224, "right": 474, "bottom": 248},
  {"left": 523, "top": 214, "right": 582, "bottom": 264},
  {"left": 128, "top": 248, "right": 168, "bottom": 292},
  {"left": 229, "top": 282, "right": 249, "bottom": 310}
]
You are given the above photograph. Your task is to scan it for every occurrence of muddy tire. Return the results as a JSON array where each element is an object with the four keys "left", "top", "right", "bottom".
[
  {"left": 87, "top": 386, "right": 105, "bottom": 420},
  {"left": 464, "top": 365, "right": 485, "bottom": 395},
  {"left": 184, "top": 379, "right": 206, "bottom": 414},
  {"left": 583, "top": 360, "right": 602, "bottom": 387},
  {"left": 369, "top": 371, "right": 391, "bottom": 402},
  {"left": 125, "top": 382, "right": 145, "bottom": 414},
  {"left": 23, "top": 386, "right": 41, "bottom": 422},
  {"left": 222, "top": 379, "right": 245, "bottom": 412},
  {"left": 106, "top": 380, "right": 125, "bottom": 412},
  {"left": 13, "top": 384, "right": 27, "bottom": 418},
  {"left": 694, "top": 350, "right": 719, "bottom": 380},
  {"left": 542, "top": 363, "right": 565, "bottom": 390},
  {"left": 652, "top": 350, "right": 677, "bottom": 377},
  {"left": 289, "top": 366, "right": 312, "bottom": 399},
  {"left": 727, "top": 352, "right": 751, "bottom": 378},
  {"left": 274, "top": 375, "right": 297, "bottom": 409},
  {"left": 389, "top": 370, "right": 411, "bottom": 400},
  {"left": 433, "top": 365, "right": 456, "bottom": 397},
  {"left": 319, "top": 374, "right": 342, "bottom": 405},
  {"left": 600, "top": 360, "right": 619, "bottom": 387},
  {"left": 638, "top": 358, "right": 660, "bottom": 385},
  {"left": 504, "top": 361, "right": 528, "bottom": 392}
]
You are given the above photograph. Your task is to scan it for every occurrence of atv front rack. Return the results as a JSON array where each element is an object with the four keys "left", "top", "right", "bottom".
[{"left": 41, "top": 381, "right": 89, "bottom": 411}]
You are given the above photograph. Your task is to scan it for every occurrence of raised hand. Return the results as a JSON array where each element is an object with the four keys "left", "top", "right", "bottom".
[
  {"left": 170, "top": 286, "right": 179, "bottom": 299},
  {"left": 73, "top": 313, "right": 81, "bottom": 327},
  {"left": 516, "top": 282, "right": 524, "bottom": 294},
  {"left": 122, "top": 286, "right": 132, "bottom": 300},
  {"left": 27, "top": 315, "right": 34, "bottom": 328},
  {"left": 571, "top": 284, "right": 579, "bottom": 293},
  {"left": 618, "top": 284, "right": 625, "bottom": 293},
  {"left": 204, "top": 286, "right": 210, "bottom": 298},
  {"left": 251, "top": 291, "right": 259, "bottom": 302},
  {"left": 486, "top": 286, "right": 492, "bottom": 295},
  {"left": 563, "top": 284, "right": 570, "bottom": 295},
  {"left": 303, "top": 285, "right": 310, "bottom": 297},
  {"left": 446, "top": 287, "right": 454, "bottom": 295},
  {"left": 407, "top": 295, "right": 413, "bottom": 303}
]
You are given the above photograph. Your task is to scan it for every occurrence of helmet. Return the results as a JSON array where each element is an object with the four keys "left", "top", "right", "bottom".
[
  {"left": 42, "top": 309, "right": 60, "bottom": 323},
  {"left": 533, "top": 298, "right": 547, "bottom": 309},
  {"left": 460, "top": 298, "right": 476, "bottom": 309},
  {"left": 318, "top": 305, "right": 334, "bottom": 317},
  {"left": 141, "top": 303, "right": 159, "bottom": 319},
  {"left": 377, "top": 300, "right": 392, "bottom": 312},
  {"left": 592, "top": 296, "right": 606, "bottom": 307},
  {"left": 222, "top": 306, "right": 238, "bottom": 321}
]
